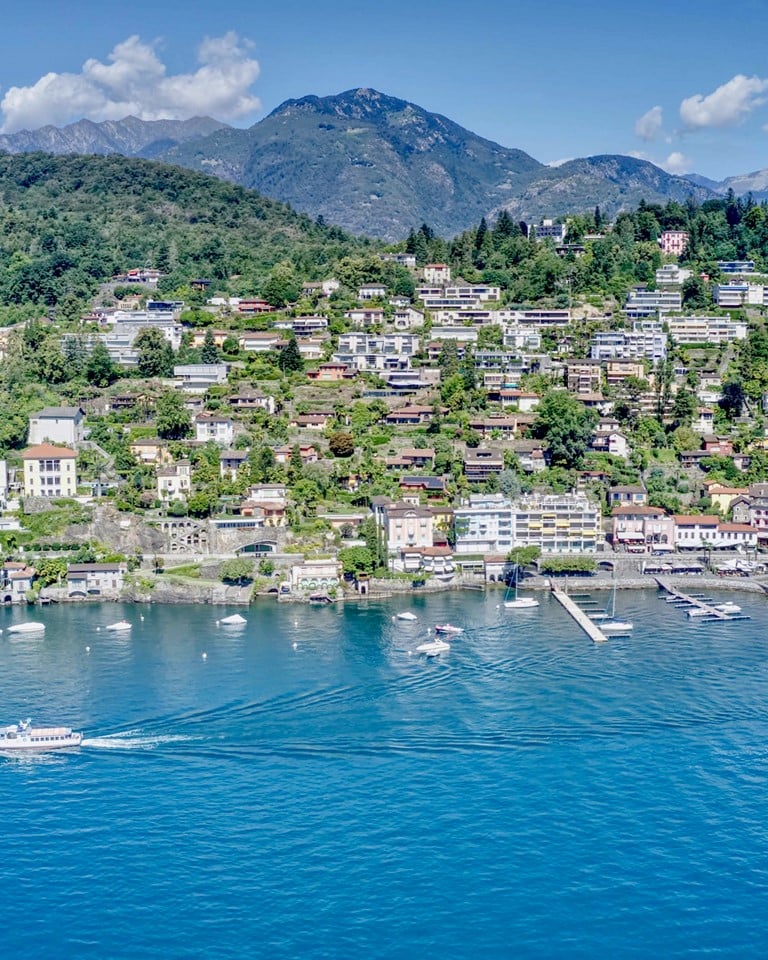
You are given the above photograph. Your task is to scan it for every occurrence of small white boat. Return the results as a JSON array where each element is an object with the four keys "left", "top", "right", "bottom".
[
  {"left": 0, "top": 719, "right": 82, "bottom": 751},
  {"left": 6, "top": 622, "right": 45, "bottom": 635},
  {"left": 504, "top": 597, "right": 540, "bottom": 609},
  {"left": 503, "top": 576, "right": 540, "bottom": 609},
  {"left": 687, "top": 602, "right": 741, "bottom": 618},
  {"left": 601, "top": 619, "right": 634, "bottom": 634},
  {"left": 105, "top": 620, "right": 132, "bottom": 632},
  {"left": 435, "top": 623, "right": 463, "bottom": 635},
  {"left": 416, "top": 638, "right": 450, "bottom": 657},
  {"left": 395, "top": 612, "right": 418, "bottom": 621},
  {"left": 219, "top": 614, "right": 247, "bottom": 626}
]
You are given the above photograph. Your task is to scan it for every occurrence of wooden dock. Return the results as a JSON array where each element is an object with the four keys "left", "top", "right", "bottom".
[
  {"left": 655, "top": 579, "right": 750, "bottom": 622},
  {"left": 551, "top": 587, "right": 609, "bottom": 643}
]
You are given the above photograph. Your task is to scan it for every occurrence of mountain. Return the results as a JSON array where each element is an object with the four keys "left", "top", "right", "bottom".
[
  {"left": 0, "top": 90, "right": 722, "bottom": 239},
  {"left": 683, "top": 168, "right": 768, "bottom": 202},
  {"left": 0, "top": 116, "right": 230, "bottom": 159},
  {"left": 492, "top": 155, "right": 715, "bottom": 221},
  {"left": 159, "top": 88, "right": 545, "bottom": 239}
]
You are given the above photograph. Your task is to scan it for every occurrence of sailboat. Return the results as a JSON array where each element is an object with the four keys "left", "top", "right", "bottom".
[
  {"left": 503, "top": 568, "right": 539, "bottom": 609},
  {"left": 601, "top": 579, "right": 633, "bottom": 634}
]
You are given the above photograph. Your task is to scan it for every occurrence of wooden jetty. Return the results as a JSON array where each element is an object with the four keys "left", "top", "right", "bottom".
[
  {"left": 655, "top": 579, "right": 750, "bottom": 622},
  {"left": 551, "top": 586, "right": 609, "bottom": 642}
]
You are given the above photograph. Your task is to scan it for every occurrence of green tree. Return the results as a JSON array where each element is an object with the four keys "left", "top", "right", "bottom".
[
  {"left": 135, "top": 327, "right": 174, "bottom": 378},
  {"left": 85, "top": 342, "right": 118, "bottom": 387},
  {"left": 532, "top": 391, "right": 598, "bottom": 469},
  {"left": 339, "top": 545, "right": 375, "bottom": 577},
  {"left": 156, "top": 390, "right": 192, "bottom": 439},
  {"left": 200, "top": 328, "right": 219, "bottom": 364},
  {"left": 220, "top": 558, "right": 255, "bottom": 585},
  {"left": 328, "top": 431, "right": 355, "bottom": 458},
  {"left": 280, "top": 335, "right": 303, "bottom": 373}
]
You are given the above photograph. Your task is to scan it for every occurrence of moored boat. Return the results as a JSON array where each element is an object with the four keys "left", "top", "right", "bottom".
[
  {"left": 435, "top": 623, "right": 463, "bottom": 635},
  {"left": 218, "top": 614, "right": 247, "bottom": 626},
  {"left": 416, "top": 638, "right": 450, "bottom": 657},
  {"left": 6, "top": 622, "right": 45, "bottom": 635},
  {"left": 395, "top": 612, "right": 418, "bottom": 621},
  {"left": 0, "top": 718, "right": 82, "bottom": 751},
  {"left": 687, "top": 602, "right": 741, "bottom": 618},
  {"left": 105, "top": 620, "right": 132, "bottom": 632}
]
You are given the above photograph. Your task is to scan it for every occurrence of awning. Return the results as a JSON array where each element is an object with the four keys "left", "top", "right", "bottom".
[{"left": 616, "top": 531, "right": 644, "bottom": 540}]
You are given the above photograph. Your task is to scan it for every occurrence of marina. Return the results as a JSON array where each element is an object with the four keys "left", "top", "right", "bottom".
[
  {"left": 550, "top": 586, "right": 609, "bottom": 642},
  {"left": 655, "top": 580, "right": 752, "bottom": 622}
]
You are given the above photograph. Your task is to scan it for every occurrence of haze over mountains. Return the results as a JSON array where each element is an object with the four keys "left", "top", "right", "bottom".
[{"left": 0, "top": 88, "right": 764, "bottom": 240}]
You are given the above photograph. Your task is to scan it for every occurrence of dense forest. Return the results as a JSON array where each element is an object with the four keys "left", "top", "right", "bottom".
[{"left": 0, "top": 152, "right": 370, "bottom": 321}]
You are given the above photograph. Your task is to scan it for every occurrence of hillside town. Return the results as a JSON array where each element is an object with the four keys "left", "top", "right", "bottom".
[{"left": 3, "top": 213, "right": 768, "bottom": 604}]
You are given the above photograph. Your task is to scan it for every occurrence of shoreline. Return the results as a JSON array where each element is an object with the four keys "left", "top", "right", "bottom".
[{"left": 33, "top": 573, "right": 768, "bottom": 607}]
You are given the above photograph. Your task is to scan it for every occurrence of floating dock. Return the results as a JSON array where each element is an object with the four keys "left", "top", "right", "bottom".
[
  {"left": 551, "top": 587, "right": 609, "bottom": 642},
  {"left": 655, "top": 579, "right": 751, "bottom": 622}
]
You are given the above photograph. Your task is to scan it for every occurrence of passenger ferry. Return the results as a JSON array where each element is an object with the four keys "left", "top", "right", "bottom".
[{"left": 0, "top": 719, "right": 82, "bottom": 751}]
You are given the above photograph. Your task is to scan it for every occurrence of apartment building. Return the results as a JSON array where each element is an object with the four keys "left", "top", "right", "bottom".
[{"left": 22, "top": 443, "right": 78, "bottom": 498}]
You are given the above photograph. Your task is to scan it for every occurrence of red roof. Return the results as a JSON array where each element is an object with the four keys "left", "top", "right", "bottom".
[
  {"left": 22, "top": 443, "right": 77, "bottom": 459},
  {"left": 673, "top": 515, "right": 719, "bottom": 525}
]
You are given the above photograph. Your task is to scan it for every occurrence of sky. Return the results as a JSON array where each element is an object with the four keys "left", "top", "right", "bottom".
[{"left": 2, "top": 0, "right": 767, "bottom": 181}]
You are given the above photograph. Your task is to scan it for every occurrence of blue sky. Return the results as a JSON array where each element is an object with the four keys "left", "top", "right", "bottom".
[{"left": 3, "top": 0, "right": 767, "bottom": 180}]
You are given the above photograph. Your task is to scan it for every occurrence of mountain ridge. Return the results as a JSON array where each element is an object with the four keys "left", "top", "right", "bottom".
[{"left": 0, "top": 89, "right": 736, "bottom": 238}]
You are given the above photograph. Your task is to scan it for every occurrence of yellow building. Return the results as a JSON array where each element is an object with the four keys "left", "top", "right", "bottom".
[{"left": 22, "top": 443, "right": 78, "bottom": 498}]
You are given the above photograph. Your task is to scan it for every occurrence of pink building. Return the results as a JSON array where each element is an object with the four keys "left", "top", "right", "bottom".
[
  {"left": 612, "top": 505, "right": 674, "bottom": 552},
  {"left": 659, "top": 231, "right": 689, "bottom": 256}
]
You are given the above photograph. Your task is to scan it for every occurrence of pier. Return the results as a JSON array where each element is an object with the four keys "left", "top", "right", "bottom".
[
  {"left": 655, "top": 579, "right": 751, "bottom": 622},
  {"left": 551, "top": 586, "right": 609, "bottom": 643}
]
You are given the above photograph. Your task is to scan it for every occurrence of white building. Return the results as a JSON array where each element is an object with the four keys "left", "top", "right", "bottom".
[
  {"left": 655, "top": 264, "right": 692, "bottom": 286},
  {"left": 194, "top": 414, "right": 234, "bottom": 446},
  {"left": 712, "top": 283, "right": 764, "bottom": 308},
  {"left": 156, "top": 460, "right": 191, "bottom": 503},
  {"left": 590, "top": 325, "right": 667, "bottom": 361},
  {"left": 624, "top": 288, "right": 682, "bottom": 318},
  {"left": 334, "top": 333, "right": 419, "bottom": 372},
  {"left": 173, "top": 364, "right": 228, "bottom": 392},
  {"left": 665, "top": 316, "right": 747, "bottom": 344},
  {"left": 454, "top": 493, "right": 601, "bottom": 555},
  {"left": 28, "top": 407, "right": 85, "bottom": 447},
  {"left": 22, "top": 443, "right": 78, "bottom": 498},
  {"left": 529, "top": 220, "right": 567, "bottom": 243}
]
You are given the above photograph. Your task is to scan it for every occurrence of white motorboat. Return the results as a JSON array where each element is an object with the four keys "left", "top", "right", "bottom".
[
  {"left": 105, "top": 620, "right": 132, "bottom": 632},
  {"left": 395, "top": 612, "right": 418, "bottom": 621},
  {"left": 218, "top": 614, "right": 247, "bottom": 626},
  {"left": 6, "top": 622, "right": 45, "bottom": 635},
  {"left": 0, "top": 718, "right": 82, "bottom": 751},
  {"left": 416, "top": 638, "right": 450, "bottom": 657},
  {"left": 434, "top": 623, "right": 463, "bottom": 635},
  {"left": 687, "top": 602, "right": 741, "bottom": 618}
]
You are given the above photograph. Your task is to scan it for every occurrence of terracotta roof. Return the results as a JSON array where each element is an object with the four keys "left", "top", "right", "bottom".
[
  {"left": 21, "top": 443, "right": 77, "bottom": 459},
  {"left": 673, "top": 515, "right": 719, "bottom": 525}
]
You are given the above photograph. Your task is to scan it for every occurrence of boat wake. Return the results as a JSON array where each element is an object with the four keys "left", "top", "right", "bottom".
[{"left": 81, "top": 732, "right": 194, "bottom": 750}]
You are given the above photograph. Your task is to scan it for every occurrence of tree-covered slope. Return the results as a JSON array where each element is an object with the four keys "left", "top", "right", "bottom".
[{"left": 0, "top": 152, "right": 368, "bottom": 313}]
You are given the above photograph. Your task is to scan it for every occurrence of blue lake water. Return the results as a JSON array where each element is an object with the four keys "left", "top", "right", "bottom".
[{"left": 2, "top": 588, "right": 768, "bottom": 959}]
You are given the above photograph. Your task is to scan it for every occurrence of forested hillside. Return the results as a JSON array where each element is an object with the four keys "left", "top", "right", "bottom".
[{"left": 0, "top": 153, "right": 369, "bottom": 322}]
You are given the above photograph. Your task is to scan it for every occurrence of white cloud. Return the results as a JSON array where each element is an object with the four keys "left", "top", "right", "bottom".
[
  {"left": 634, "top": 105, "right": 663, "bottom": 141},
  {"left": 680, "top": 74, "right": 768, "bottom": 130},
  {"left": 0, "top": 32, "right": 261, "bottom": 133},
  {"left": 661, "top": 151, "right": 690, "bottom": 175}
]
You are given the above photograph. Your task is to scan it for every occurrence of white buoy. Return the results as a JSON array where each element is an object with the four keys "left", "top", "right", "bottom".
[
  {"left": 292, "top": 641, "right": 298, "bottom": 649},
  {"left": 215, "top": 620, "right": 220, "bottom": 626},
  {"left": 86, "top": 645, "right": 90, "bottom": 653},
  {"left": 140, "top": 615, "right": 144, "bottom": 621},
  {"left": 202, "top": 652, "right": 207, "bottom": 660},
  {"left": 96, "top": 627, "right": 100, "bottom": 632}
]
